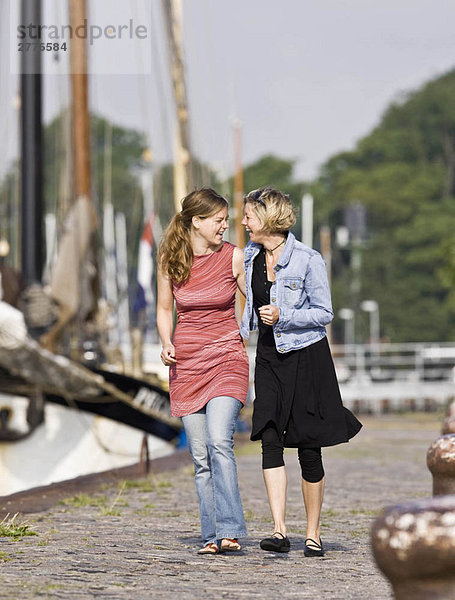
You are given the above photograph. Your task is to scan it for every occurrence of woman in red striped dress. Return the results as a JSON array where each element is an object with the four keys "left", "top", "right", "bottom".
[{"left": 157, "top": 188, "right": 249, "bottom": 555}]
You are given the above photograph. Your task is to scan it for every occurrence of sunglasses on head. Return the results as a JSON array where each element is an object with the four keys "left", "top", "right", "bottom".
[{"left": 249, "top": 190, "right": 266, "bottom": 207}]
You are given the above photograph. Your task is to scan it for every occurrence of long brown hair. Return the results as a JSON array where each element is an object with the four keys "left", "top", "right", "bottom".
[{"left": 158, "top": 188, "right": 228, "bottom": 283}]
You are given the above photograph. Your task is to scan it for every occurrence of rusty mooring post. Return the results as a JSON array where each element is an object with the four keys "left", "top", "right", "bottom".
[
  {"left": 442, "top": 400, "right": 455, "bottom": 435},
  {"left": 427, "top": 435, "right": 455, "bottom": 496},
  {"left": 442, "top": 418, "right": 455, "bottom": 435},
  {"left": 371, "top": 496, "right": 455, "bottom": 600},
  {"left": 139, "top": 433, "right": 150, "bottom": 475}
]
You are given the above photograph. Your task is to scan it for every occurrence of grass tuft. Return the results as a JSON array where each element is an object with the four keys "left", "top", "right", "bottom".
[
  {"left": 122, "top": 479, "right": 156, "bottom": 492},
  {"left": 0, "top": 514, "right": 38, "bottom": 539},
  {"left": 157, "top": 479, "right": 172, "bottom": 489},
  {"left": 100, "top": 481, "right": 126, "bottom": 517},
  {"left": 349, "top": 508, "right": 380, "bottom": 517},
  {"left": 58, "top": 493, "right": 108, "bottom": 508},
  {"left": 243, "top": 509, "right": 255, "bottom": 522}
]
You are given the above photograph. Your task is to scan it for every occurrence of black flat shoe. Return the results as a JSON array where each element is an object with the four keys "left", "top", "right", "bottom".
[
  {"left": 304, "top": 537, "right": 324, "bottom": 557},
  {"left": 260, "top": 532, "right": 290, "bottom": 553}
]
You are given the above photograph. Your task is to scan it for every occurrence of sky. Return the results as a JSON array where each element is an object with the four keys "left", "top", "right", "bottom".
[{"left": 1, "top": 0, "right": 455, "bottom": 184}]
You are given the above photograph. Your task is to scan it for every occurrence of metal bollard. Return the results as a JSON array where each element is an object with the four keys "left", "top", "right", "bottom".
[
  {"left": 442, "top": 417, "right": 455, "bottom": 435},
  {"left": 447, "top": 400, "right": 455, "bottom": 418},
  {"left": 442, "top": 401, "right": 455, "bottom": 434},
  {"left": 371, "top": 496, "right": 455, "bottom": 600},
  {"left": 427, "top": 435, "right": 455, "bottom": 496}
]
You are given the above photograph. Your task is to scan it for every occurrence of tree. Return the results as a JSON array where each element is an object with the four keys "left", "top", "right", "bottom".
[
  {"left": 153, "top": 159, "right": 222, "bottom": 230},
  {"left": 233, "top": 154, "right": 308, "bottom": 240},
  {"left": 315, "top": 69, "right": 455, "bottom": 342}
]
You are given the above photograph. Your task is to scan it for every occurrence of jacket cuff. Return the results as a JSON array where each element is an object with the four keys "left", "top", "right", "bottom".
[{"left": 276, "top": 307, "right": 289, "bottom": 331}]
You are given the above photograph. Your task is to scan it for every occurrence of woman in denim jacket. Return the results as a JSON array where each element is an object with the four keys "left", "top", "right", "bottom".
[{"left": 240, "top": 187, "right": 361, "bottom": 557}]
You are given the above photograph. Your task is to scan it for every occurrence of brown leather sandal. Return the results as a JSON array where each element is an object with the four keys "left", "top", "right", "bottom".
[
  {"left": 220, "top": 538, "right": 242, "bottom": 552},
  {"left": 198, "top": 542, "right": 219, "bottom": 555}
]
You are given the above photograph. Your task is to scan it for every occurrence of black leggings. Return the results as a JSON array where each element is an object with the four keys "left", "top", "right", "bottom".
[{"left": 261, "top": 426, "right": 325, "bottom": 483}]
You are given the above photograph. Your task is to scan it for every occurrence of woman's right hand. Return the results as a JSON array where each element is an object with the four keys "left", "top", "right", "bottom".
[{"left": 160, "top": 343, "right": 177, "bottom": 365}]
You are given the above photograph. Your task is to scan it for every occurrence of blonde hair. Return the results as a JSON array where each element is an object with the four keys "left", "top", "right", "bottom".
[
  {"left": 244, "top": 187, "right": 296, "bottom": 233},
  {"left": 158, "top": 188, "right": 228, "bottom": 283}
]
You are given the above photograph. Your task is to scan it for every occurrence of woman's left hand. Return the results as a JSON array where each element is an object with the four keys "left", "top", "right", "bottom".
[{"left": 258, "top": 304, "right": 280, "bottom": 326}]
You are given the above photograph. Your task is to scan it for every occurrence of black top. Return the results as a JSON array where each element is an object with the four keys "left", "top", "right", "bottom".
[{"left": 252, "top": 247, "right": 275, "bottom": 348}]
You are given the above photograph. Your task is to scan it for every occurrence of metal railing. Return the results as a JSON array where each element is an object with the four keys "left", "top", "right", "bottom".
[
  {"left": 143, "top": 341, "right": 455, "bottom": 412},
  {"left": 331, "top": 342, "right": 455, "bottom": 384}
]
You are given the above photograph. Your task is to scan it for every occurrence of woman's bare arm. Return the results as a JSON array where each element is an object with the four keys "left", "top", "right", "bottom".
[
  {"left": 157, "top": 265, "right": 177, "bottom": 365},
  {"left": 232, "top": 246, "right": 246, "bottom": 297}
]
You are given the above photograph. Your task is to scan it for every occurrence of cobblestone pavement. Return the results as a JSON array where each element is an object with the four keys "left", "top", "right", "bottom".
[{"left": 0, "top": 413, "right": 442, "bottom": 600}]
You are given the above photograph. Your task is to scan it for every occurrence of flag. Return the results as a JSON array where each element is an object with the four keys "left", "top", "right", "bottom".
[{"left": 133, "top": 216, "right": 155, "bottom": 315}]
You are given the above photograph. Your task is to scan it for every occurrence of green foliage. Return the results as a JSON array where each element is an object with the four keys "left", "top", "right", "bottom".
[
  {"left": 236, "top": 154, "right": 308, "bottom": 239},
  {"left": 91, "top": 115, "right": 148, "bottom": 283},
  {"left": 153, "top": 163, "right": 175, "bottom": 229},
  {"left": 243, "top": 154, "right": 294, "bottom": 191},
  {"left": 0, "top": 513, "right": 38, "bottom": 539},
  {"left": 315, "top": 68, "right": 455, "bottom": 342},
  {"left": 153, "top": 159, "right": 222, "bottom": 229},
  {"left": 242, "top": 155, "right": 306, "bottom": 203},
  {"left": 43, "top": 112, "right": 148, "bottom": 288},
  {"left": 90, "top": 115, "right": 148, "bottom": 215},
  {"left": 121, "top": 478, "right": 156, "bottom": 492},
  {"left": 58, "top": 493, "right": 108, "bottom": 508},
  {"left": 238, "top": 70, "right": 455, "bottom": 342},
  {"left": 2, "top": 68, "right": 454, "bottom": 343},
  {"left": 99, "top": 481, "right": 128, "bottom": 516}
]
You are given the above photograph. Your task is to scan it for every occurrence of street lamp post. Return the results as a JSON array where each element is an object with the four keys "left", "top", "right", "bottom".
[
  {"left": 360, "top": 300, "right": 380, "bottom": 347},
  {"left": 339, "top": 308, "right": 355, "bottom": 348},
  {"left": 339, "top": 307, "right": 365, "bottom": 381},
  {"left": 361, "top": 300, "right": 380, "bottom": 380},
  {"left": 301, "top": 193, "right": 313, "bottom": 247}
]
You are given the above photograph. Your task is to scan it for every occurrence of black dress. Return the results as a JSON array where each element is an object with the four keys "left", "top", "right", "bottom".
[{"left": 250, "top": 247, "right": 362, "bottom": 448}]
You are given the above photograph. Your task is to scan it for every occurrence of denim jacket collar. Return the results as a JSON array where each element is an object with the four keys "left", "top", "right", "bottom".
[
  {"left": 276, "top": 231, "right": 295, "bottom": 267},
  {"left": 244, "top": 231, "right": 296, "bottom": 265},
  {"left": 244, "top": 241, "right": 261, "bottom": 264}
]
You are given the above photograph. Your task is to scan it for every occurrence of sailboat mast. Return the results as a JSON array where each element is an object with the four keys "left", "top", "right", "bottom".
[
  {"left": 233, "top": 120, "right": 245, "bottom": 316},
  {"left": 39, "top": 0, "right": 97, "bottom": 352},
  {"left": 20, "top": 0, "right": 43, "bottom": 285},
  {"left": 161, "top": 0, "right": 193, "bottom": 211},
  {"left": 69, "top": 0, "right": 91, "bottom": 200},
  {"left": 233, "top": 119, "right": 245, "bottom": 249}
]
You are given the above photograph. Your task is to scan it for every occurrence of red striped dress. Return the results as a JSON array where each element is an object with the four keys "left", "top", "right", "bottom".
[{"left": 169, "top": 242, "right": 249, "bottom": 417}]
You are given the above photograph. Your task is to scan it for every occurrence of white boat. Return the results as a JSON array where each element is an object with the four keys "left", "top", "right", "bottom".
[
  {"left": 0, "top": 394, "right": 173, "bottom": 497},
  {"left": 0, "top": 303, "right": 180, "bottom": 497}
]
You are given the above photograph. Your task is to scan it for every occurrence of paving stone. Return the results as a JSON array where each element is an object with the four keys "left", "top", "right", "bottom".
[{"left": 0, "top": 414, "right": 441, "bottom": 599}]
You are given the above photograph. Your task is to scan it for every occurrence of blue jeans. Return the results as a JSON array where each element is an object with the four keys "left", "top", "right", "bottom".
[{"left": 181, "top": 396, "right": 247, "bottom": 545}]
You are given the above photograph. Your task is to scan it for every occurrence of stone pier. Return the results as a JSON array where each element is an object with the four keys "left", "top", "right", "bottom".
[{"left": 0, "top": 413, "right": 441, "bottom": 599}]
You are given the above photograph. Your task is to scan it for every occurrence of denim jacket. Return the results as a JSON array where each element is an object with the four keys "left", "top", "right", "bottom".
[{"left": 240, "top": 232, "right": 334, "bottom": 353}]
